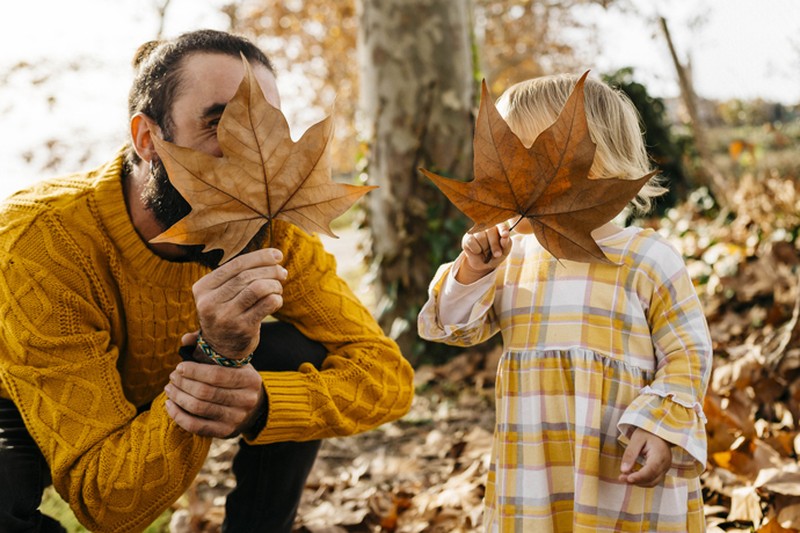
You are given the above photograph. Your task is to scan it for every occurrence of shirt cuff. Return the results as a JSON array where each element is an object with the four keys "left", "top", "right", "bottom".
[{"left": 439, "top": 255, "right": 497, "bottom": 324}]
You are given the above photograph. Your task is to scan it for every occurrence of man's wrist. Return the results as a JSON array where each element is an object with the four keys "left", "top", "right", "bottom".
[
  {"left": 196, "top": 331, "right": 254, "bottom": 367},
  {"left": 243, "top": 387, "right": 269, "bottom": 438}
]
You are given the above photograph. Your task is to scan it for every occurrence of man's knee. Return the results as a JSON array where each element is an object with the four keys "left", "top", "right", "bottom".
[
  {"left": 224, "top": 439, "right": 321, "bottom": 533},
  {"left": 250, "top": 321, "right": 327, "bottom": 372}
]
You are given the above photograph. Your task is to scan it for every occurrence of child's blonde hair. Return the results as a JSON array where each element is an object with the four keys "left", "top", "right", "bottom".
[{"left": 496, "top": 73, "right": 667, "bottom": 215}]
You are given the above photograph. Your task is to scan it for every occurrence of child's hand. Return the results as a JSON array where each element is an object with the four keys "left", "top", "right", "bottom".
[
  {"left": 456, "top": 221, "right": 512, "bottom": 284},
  {"left": 619, "top": 428, "right": 672, "bottom": 487}
]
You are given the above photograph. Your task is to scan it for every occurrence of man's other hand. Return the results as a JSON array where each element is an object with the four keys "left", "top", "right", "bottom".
[{"left": 164, "top": 361, "right": 266, "bottom": 438}]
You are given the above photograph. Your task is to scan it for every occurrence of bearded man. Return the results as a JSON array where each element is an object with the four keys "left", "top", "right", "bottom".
[{"left": 0, "top": 29, "right": 413, "bottom": 533}]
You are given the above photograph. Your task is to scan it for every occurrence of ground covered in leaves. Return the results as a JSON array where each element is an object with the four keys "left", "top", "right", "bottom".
[
  {"left": 169, "top": 350, "right": 499, "bottom": 533},
  {"left": 165, "top": 167, "right": 800, "bottom": 533}
]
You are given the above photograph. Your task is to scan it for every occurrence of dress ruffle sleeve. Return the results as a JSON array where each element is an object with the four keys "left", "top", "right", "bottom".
[
  {"left": 617, "top": 240, "right": 712, "bottom": 478},
  {"left": 417, "top": 257, "right": 499, "bottom": 347},
  {"left": 618, "top": 387, "right": 708, "bottom": 477}
]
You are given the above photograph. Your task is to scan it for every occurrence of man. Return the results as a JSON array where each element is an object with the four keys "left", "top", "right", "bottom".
[{"left": 0, "top": 29, "right": 414, "bottom": 532}]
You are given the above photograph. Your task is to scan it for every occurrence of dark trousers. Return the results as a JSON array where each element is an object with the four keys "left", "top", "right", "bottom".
[{"left": 0, "top": 322, "right": 326, "bottom": 533}]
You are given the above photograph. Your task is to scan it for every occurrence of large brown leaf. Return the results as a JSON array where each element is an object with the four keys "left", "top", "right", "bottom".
[
  {"left": 420, "top": 72, "right": 654, "bottom": 263},
  {"left": 150, "top": 55, "right": 375, "bottom": 264}
]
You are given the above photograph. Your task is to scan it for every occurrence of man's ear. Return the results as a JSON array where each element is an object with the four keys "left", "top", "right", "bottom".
[{"left": 130, "top": 113, "right": 159, "bottom": 163}]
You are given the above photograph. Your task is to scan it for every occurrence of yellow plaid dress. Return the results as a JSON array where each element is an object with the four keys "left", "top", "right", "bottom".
[{"left": 418, "top": 227, "right": 711, "bottom": 532}]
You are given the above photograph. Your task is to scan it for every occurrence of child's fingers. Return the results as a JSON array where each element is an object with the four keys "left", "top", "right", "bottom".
[
  {"left": 620, "top": 431, "right": 645, "bottom": 475},
  {"left": 619, "top": 429, "right": 672, "bottom": 487},
  {"left": 459, "top": 222, "right": 514, "bottom": 277},
  {"left": 621, "top": 458, "right": 665, "bottom": 487},
  {"left": 626, "top": 461, "right": 659, "bottom": 485},
  {"left": 486, "top": 223, "right": 511, "bottom": 258},
  {"left": 486, "top": 227, "right": 503, "bottom": 258},
  {"left": 462, "top": 233, "right": 486, "bottom": 257}
]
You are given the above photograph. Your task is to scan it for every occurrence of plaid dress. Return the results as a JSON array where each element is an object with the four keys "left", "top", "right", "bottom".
[{"left": 418, "top": 227, "right": 712, "bottom": 532}]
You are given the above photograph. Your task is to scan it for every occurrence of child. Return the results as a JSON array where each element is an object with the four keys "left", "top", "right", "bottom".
[{"left": 418, "top": 74, "right": 712, "bottom": 532}]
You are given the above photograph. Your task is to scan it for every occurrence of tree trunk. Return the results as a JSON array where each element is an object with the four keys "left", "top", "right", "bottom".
[
  {"left": 659, "top": 15, "right": 730, "bottom": 210},
  {"left": 358, "top": 0, "right": 475, "bottom": 362}
]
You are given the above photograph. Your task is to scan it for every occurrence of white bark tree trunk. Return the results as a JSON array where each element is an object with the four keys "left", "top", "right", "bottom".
[{"left": 358, "top": 0, "right": 475, "bottom": 360}]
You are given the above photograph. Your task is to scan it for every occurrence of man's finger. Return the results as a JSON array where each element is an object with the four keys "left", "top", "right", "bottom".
[
  {"left": 165, "top": 399, "right": 237, "bottom": 438},
  {"left": 166, "top": 377, "right": 250, "bottom": 408},
  {"left": 173, "top": 362, "right": 259, "bottom": 389},
  {"left": 197, "top": 248, "right": 283, "bottom": 291},
  {"left": 166, "top": 385, "right": 229, "bottom": 419},
  {"left": 197, "top": 265, "right": 287, "bottom": 306},
  {"left": 228, "top": 278, "right": 284, "bottom": 311},
  {"left": 214, "top": 293, "right": 283, "bottom": 336},
  {"left": 181, "top": 331, "right": 199, "bottom": 347}
]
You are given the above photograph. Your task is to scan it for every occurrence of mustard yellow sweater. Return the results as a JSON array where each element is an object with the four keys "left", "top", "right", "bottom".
[{"left": 0, "top": 153, "right": 414, "bottom": 532}]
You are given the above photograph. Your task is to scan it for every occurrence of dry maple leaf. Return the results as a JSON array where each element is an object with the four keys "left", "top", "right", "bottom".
[
  {"left": 150, "top": 55, "right": 376, "bottom": 264},
  {"left": 420, "top": 71, "right": 654, "bottom": 264}
]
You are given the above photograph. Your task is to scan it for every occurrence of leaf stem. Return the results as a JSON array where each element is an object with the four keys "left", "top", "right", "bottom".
[{"left": 509, "top": 215, "right": 524, "bottom": 232}]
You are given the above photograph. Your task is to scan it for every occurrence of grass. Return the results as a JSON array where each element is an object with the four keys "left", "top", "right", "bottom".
[{"left": 40, "top": 487, "right": 172, "bottom": 532}]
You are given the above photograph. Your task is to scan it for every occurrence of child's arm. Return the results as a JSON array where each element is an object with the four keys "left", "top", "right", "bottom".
[
  {"left": 418, "top": 222, "right": 512, "bottom": 346},
  {"left": 617, "top": 238, "right": 712, "bottom": 479}
]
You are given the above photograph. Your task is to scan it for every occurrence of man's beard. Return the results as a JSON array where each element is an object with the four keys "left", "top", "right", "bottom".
[{"left": 141, "top": 156, "right": 269, "bottom": 269}]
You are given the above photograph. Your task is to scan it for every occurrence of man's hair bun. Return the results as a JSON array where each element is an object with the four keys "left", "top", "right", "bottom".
[{"left": 132, "top": 40, "right": 162, "bottom": 68}]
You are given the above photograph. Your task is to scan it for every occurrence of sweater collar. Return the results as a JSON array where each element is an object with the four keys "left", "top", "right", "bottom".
[{"left": 93, "top": 150, "right": 209, "bottom": 287}]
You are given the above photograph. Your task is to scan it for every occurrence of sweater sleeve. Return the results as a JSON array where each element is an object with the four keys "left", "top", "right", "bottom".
[
  {"left": 0, "top": 220, "right": 210, "bottom": 532},
  {"left": 417, "top": 254, "right": 500, "bottom": 347},
  {"left": 244, "top": 222, "right": 414, "bottom": 444},
  {"left": 617, "top": 240, "right": 712, "bottom": 478}
]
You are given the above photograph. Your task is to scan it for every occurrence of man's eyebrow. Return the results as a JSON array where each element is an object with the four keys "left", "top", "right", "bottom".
[{"left": 201, "top": 103, "right": 227, "bottom": 120}]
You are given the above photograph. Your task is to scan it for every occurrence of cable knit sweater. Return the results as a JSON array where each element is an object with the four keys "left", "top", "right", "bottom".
[{"left": 0, "top": 152, "right": 414, "bottom": 532}]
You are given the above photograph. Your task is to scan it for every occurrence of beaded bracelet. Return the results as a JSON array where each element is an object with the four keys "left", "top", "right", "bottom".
[{"left": 196, "top": 331, "right": 254, "bottom": 368}]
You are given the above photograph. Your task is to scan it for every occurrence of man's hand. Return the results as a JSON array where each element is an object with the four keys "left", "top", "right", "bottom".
[
  {"left": 619, "top": 428, "right": 672, "bottom": 487},
  {"left": 164, "top": 361, "right": 266, "bottom": 438},
  {"left": 193, "top": 248, "right": 287, "bottom": 358}
]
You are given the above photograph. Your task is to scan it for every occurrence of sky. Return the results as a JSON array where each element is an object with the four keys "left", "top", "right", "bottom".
[
  {"left": 579, "top": 0, "right": 799, "bottom": 105},
  {"left": 0, "top": 0, "right": 798, "bottom": 202}
]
